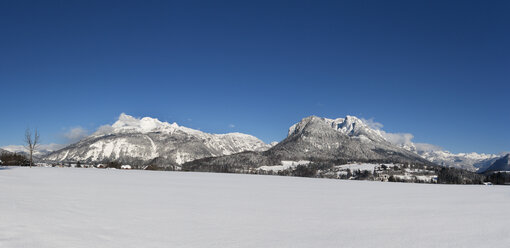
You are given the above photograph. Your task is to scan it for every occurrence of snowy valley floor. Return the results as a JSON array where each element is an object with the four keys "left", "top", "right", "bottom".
[{"left": 1, "top": 167, "right": 509, "bottom": 248}]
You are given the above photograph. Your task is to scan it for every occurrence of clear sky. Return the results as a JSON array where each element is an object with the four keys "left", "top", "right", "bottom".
[{"left": 0, "top": 0, "right": 509, "bottom": 154}]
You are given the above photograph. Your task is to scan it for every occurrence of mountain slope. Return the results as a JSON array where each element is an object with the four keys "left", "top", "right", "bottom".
[
  {"left": 478, "top": 154, "right": 510, "bottom": 173},
  {"left": 271, "top": 116, "right": 431, "bottom": 163},
  {"left": 44, "top": 114, "right": 270, "bottom": 166},
  {"left": 183, "top": 116, "right": 434, "bottom": 172}
]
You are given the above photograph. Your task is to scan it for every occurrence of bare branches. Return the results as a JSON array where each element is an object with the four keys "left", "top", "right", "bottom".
[
  {"left": 24, "top": 128, "right": 40, "bottom": 168},
  {"left": 24, "top": 129, "right": 32, "bottom": 149},
  {"left": 34, "top": 129, "right": 39, "bottom": 150}
]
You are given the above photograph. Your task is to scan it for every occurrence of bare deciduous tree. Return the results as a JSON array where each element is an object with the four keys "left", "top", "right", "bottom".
[{"left": 24, "top": 128, "right": 39, "bottom": 168}]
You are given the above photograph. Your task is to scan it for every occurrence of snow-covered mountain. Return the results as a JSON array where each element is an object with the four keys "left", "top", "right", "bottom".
[
  {"left": 386, "top": 133, "right": 500, "bottom": 171},
  {"left": 44, "top": 114, "right": 270, "bottom": 166},
  {"left": 40, "top": 113, "right": 504, "bottom": 171},
  {"left": 1, "top": 144, "right": 63, "bottom": 158},
  {"left": 290, "top": 116, "right": 501, "bottom": 171},
  {"left": 1, "top": 146, "right": 28, "bottom": 156},
  {"left": 412, "top": 150, "right": 499, "bottom": 171},
  {"left": 478, "top": 154, "right": 510, "bottom": 173},
  {"left": 360, "top": 123, "right": 501, "bottom": 171},
  {"left": 287, "top": 115, "right": 387, "bottom": 143},
  {"left": 276, "top": 115, "right": 429, "bottom": 163},
  {"left": 183, "top": 115, "right": 433, "bottom": 172}
]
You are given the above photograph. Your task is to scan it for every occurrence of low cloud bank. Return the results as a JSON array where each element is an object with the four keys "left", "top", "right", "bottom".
[{"left": 361, "top": 118, "right": 441, "bottom": 153}]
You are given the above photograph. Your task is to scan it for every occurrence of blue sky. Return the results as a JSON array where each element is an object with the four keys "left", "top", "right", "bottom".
[{"left": 0, "top": 0, "right": 509, "bottom": 154}]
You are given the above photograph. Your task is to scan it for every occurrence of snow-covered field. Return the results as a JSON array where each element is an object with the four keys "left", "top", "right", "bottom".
[{"left": 1, "top": 167, "right": 509, "bottom": 248}]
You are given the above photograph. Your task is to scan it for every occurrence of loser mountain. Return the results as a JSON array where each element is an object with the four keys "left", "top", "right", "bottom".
[
  {"left": 43, "top": 114, "right": 270, "bottom": 166},
  {"left": 183, "top": 116, "right": 434, "bottom": 172}
]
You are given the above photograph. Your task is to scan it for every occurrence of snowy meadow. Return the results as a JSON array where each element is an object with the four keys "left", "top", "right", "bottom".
[{"left": 1, "top": 167, "right": 509, "bottom": 248}]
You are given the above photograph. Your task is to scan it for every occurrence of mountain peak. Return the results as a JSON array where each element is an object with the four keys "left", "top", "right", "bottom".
[
  {"left": 45, "top": 113, "right": 270, "bottom": 165},
  {"left": 288, "top": 115, "right": 385, "bottom": 142},
  {"left": 335, "top": 116, "right": 368, "bottom": 135},
  {"left": 480, "top": 153, "right": 510, "bottom": 173},
  {"left": 111, "top": 113, "right": 179, "bottom": 134},
  {"left": 287, "top": 116, "right": 329, "bottom": 136}
]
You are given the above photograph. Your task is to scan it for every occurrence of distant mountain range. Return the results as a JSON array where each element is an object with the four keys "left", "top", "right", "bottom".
[
  {"left": 27, "top": 113, "right": 508, "bottom": 173},
  {"left": 414, "top": 150, "right": 499, "bottom": 171},
  {"left": 1, "top": 144, "right": 63, "bottom": 159}
]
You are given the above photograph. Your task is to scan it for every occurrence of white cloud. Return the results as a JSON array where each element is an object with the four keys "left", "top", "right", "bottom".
[
  {"left": 1, "top": 145, "right": 26, "bottom": 153},
  {"left": 93, "top": 125, "right": 115, "bottom": 136},
  {"left": 381, "top": 132, "right": 415, "bottom": 147},
  {"left": 1, "top": 143, "right": 65, "bottom": 155},
  {"left": 39, "top": 143, "right": 66, "bottom": 151},
  {"left": 228, "top": 124, "right": 235, "bottom": 128},
  {"left": 361, "top": 118, "right": 439, "bottom": 152},
  {"left": 361, "top": 118, "right": 413, "bottom": 146},
  {"left": 62, "top": 127, "right": 89, "bottom": 143},
  {"left": 414, "top": 143, "right": 443, "bottom": 152},
  {"left": 361, "top": 118, "right": 384, "bottom": 130},
  {"left": 2, "top": 125, "right": 94, "bottom": 156},
  {"left": 2, "top": 127, "right": 90, "bottom": 155}
]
